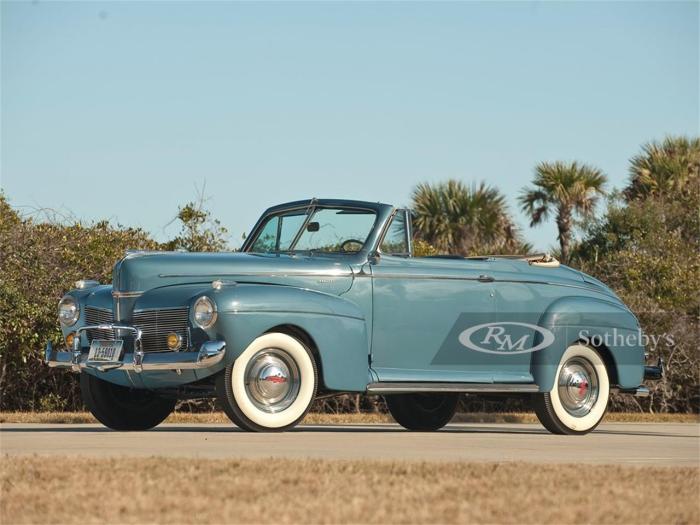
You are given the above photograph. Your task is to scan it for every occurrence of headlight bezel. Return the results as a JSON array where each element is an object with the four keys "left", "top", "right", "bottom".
[
  {"left": 193, "top": 296, "right": 217, "bottom": 329},
  {"left": 58, "top": 295, "right": 80, "bottom": 326}
]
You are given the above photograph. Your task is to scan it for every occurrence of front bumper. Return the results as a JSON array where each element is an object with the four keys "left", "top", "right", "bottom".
[{"left": 45, "top": 323, "right": 225, "bottom": 373}]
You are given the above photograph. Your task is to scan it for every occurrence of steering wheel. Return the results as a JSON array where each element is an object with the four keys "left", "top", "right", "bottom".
[{"left": 340, "top": 239, "right": 364, "bottom": 252}]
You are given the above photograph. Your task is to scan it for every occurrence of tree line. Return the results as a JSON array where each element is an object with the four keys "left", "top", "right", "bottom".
[
  {"left": 0, "top": 135, "right": 697, "bottom": 413},
  {"left": 409, "top": 136, "right": 698, "bottom": 414}
]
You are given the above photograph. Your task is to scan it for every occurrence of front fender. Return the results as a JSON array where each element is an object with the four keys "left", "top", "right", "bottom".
[
  {"left": 531, "top": 296, "right": 645, "bottom": 391},
  {"left": 206, "top": 284, "right": 370, "bottom": 392}
]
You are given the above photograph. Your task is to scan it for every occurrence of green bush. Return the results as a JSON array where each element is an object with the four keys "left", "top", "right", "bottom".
[
  {"left": 0, "top": 195, "right": 159, "bottom": 410},
  {"left": 571, "top": 136, "right": 700, "bottom": 413}
]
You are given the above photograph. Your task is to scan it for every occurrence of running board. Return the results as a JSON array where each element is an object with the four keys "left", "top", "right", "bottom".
[{"left": 366, "top": 382, "right": 540, "bottom": 394}]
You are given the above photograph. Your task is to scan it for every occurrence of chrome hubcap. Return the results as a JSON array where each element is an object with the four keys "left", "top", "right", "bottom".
[
  {"left": 244, "top": 349, "right": 300, "bottom": 413},
  {"left": 557, "top": 357, "right": 599, "bottom": 417}
]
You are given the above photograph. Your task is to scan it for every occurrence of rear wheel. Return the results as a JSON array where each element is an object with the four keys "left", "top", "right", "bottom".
[
  {"left": 216, "top": 332, "right": 318, "bottom": 432},
  {"left": 533, "top": 344, "right": 610, "bottom": 435},
  {"left": 80, "top": 373, "right": 175, "bottom": 431},
  {"left": 386, "top": 393, "right": 459, "bottom": 431}
]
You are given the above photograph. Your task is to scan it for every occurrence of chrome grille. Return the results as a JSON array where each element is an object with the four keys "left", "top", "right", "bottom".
[
  {"left": 132, "top": 307, "right": 190, "bottom": 353},
  {"left": 84, "top": 306, "right": 189, "bottom": 353},
  {"left": 85, "top": 307, "right": 114, "bottom": 341}
]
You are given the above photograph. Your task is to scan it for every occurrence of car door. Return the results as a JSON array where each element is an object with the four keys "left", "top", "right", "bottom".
[{"left": 369, "top": 211, "right": 534, "bottom": 384}]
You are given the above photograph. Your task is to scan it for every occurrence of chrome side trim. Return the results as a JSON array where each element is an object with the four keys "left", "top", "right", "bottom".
[
  {"left": 362, "top": 273, "right": 614, "bottom": 295},
  {"left": 366, "top": 382, "right": 539, "bottom": 394},
  {"left": 225, "top": 309, "right": 364, "bottom": 321},
  {"left": 44, "top": 340, "right": 226, "bottom": 373},
  {"left": 157, "top": 270, "right": 354, "bottom": 279},
  {"left": 358, "top": 273, "right": 492, "bottom": 281}
]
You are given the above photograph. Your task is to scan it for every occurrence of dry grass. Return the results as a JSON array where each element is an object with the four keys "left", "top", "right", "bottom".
[
  {"left": 0, "top": 410, "right": 697, "bottom": 425},
  {"left": 1, "top": 456, "right": 698, "bottom": 524}
]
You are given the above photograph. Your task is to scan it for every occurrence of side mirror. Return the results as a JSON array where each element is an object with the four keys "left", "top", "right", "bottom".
[
  {"left": 368, "top": 251, "right": 381, "bottom": 265},
  {"left": 306, "top": 222, "right": 320, "bottom": 232}
]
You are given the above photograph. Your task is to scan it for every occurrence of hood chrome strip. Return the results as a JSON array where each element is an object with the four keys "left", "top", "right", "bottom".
[{"left": 112, "top": 291, "right": 145, "bottom": 298}]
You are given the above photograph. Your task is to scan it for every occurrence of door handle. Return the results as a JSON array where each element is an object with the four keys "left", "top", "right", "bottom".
[{"left": 478, "top": 274, "right": 495, "bottom": 282}]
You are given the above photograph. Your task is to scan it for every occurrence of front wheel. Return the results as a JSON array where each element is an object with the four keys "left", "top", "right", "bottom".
[
  {"left": 533, "top": 344, "right": 610, "bottom": 435},
  {"left": 386, "top": 393, "right": 459, "bottom": 431},
  {"left": 216, "top": 332, "right": 318, "bottom": 432},
  {"left": 80, "top": 373, "right": 175, "bottom": 431}
]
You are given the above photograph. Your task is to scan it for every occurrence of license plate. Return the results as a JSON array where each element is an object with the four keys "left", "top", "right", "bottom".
[{"left": 88, "top": 340, "right": 124, "bottom": 362}]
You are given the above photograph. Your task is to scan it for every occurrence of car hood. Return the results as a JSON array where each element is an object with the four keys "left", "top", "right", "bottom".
[{"left": 113, "top": 251, "right": 355, "bottom": 296}]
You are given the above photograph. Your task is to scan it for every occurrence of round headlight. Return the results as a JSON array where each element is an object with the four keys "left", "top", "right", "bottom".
[
  {"left": 58, "top": 296, "right": 79, "bottom": 326},
  {"left": 193, "top": 296, "right": 217, "bottom": 329}
]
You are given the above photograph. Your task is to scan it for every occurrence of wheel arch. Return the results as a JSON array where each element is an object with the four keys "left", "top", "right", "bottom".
[
  {"left": 583, "top": 339, "right": 619, "bottom": 386},
  {"left": 264, "top": 323, "right": 327, "bottom": 391}
]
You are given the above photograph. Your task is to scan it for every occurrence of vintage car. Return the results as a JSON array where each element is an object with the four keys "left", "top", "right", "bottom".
[{"left": 45, "top": 198, "right": 662, "bottom": 434}]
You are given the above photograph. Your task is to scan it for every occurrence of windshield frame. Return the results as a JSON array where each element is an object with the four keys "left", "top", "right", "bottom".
[{"left": 244, "top": 203, "right": 381, "bottom": 256}]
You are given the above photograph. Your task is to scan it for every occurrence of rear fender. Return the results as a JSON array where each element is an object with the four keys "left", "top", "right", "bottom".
[{"left": 532, "top": 296, "right": 644, "bottom": 391}]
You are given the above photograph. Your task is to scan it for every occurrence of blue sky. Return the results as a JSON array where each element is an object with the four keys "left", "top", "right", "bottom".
[{"left": 2, "top": 1, "right": 698, "bottom": 251}]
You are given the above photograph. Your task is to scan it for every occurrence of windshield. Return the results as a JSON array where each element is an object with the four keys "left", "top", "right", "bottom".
[{"left": 247, "top": 206, "right": 377, "bottom": 254}]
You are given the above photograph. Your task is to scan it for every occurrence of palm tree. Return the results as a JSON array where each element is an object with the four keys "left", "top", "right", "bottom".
[
  {"left": 519, "top": 161, "right": 606, "bottom": 263},
  {"left": 411, "top": 180, "right": 525, "bottom": 255},
  {"left": 625, "top": 136, "right": 700, "bottom": 200}
]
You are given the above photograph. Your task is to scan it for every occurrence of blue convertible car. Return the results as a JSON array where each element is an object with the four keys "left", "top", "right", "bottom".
[{"left": 46, "top": 199, "right": 661, "bottom": 434}]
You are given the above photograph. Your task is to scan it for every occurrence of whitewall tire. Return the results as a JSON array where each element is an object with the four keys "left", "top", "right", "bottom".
[
  {"left": 216, "top": 332, "right": 318, "bottom": 432},
  {"left": 534, "top": 344, "right": 610, "bottom": 435}
]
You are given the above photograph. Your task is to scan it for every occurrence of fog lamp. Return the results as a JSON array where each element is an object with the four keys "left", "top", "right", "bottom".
[
  {"left": 167, "top": 332, "right": 182, "bottom": 351},
  {"left": 65, "top": 333, "right": 75, "bottom": 348}
]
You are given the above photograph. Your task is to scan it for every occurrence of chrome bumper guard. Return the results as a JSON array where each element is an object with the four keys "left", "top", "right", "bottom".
[
  {"left": 644, "top": 357, "right": 664, "bottom": 381},
  {"left": 613, "top": 358, "right": 664, "bottom": 398},
  {"left": 45, "top": 323, "right": 225, "bottom": 373},
  {"left": 614, "top": 386, "right": 650, "bottom": 397}
]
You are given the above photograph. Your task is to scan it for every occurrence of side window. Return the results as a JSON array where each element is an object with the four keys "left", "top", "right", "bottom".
[
  {"left": 249, "top": 216, "right": 279, "bottom": 253},
  {"left": 380, "top": 212, "right": 408, "bottom": 255},
  {"left": 249, "top": 212, "right": 307, "bottom": 253},
  {"left": 277, "top": 212, "right": 307, "bottom": 251}
]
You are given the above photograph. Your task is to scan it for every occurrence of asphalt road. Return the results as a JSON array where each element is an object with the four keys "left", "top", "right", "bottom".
[{"left": 1, "top": 422, "right": 698, "bottom": 466}]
